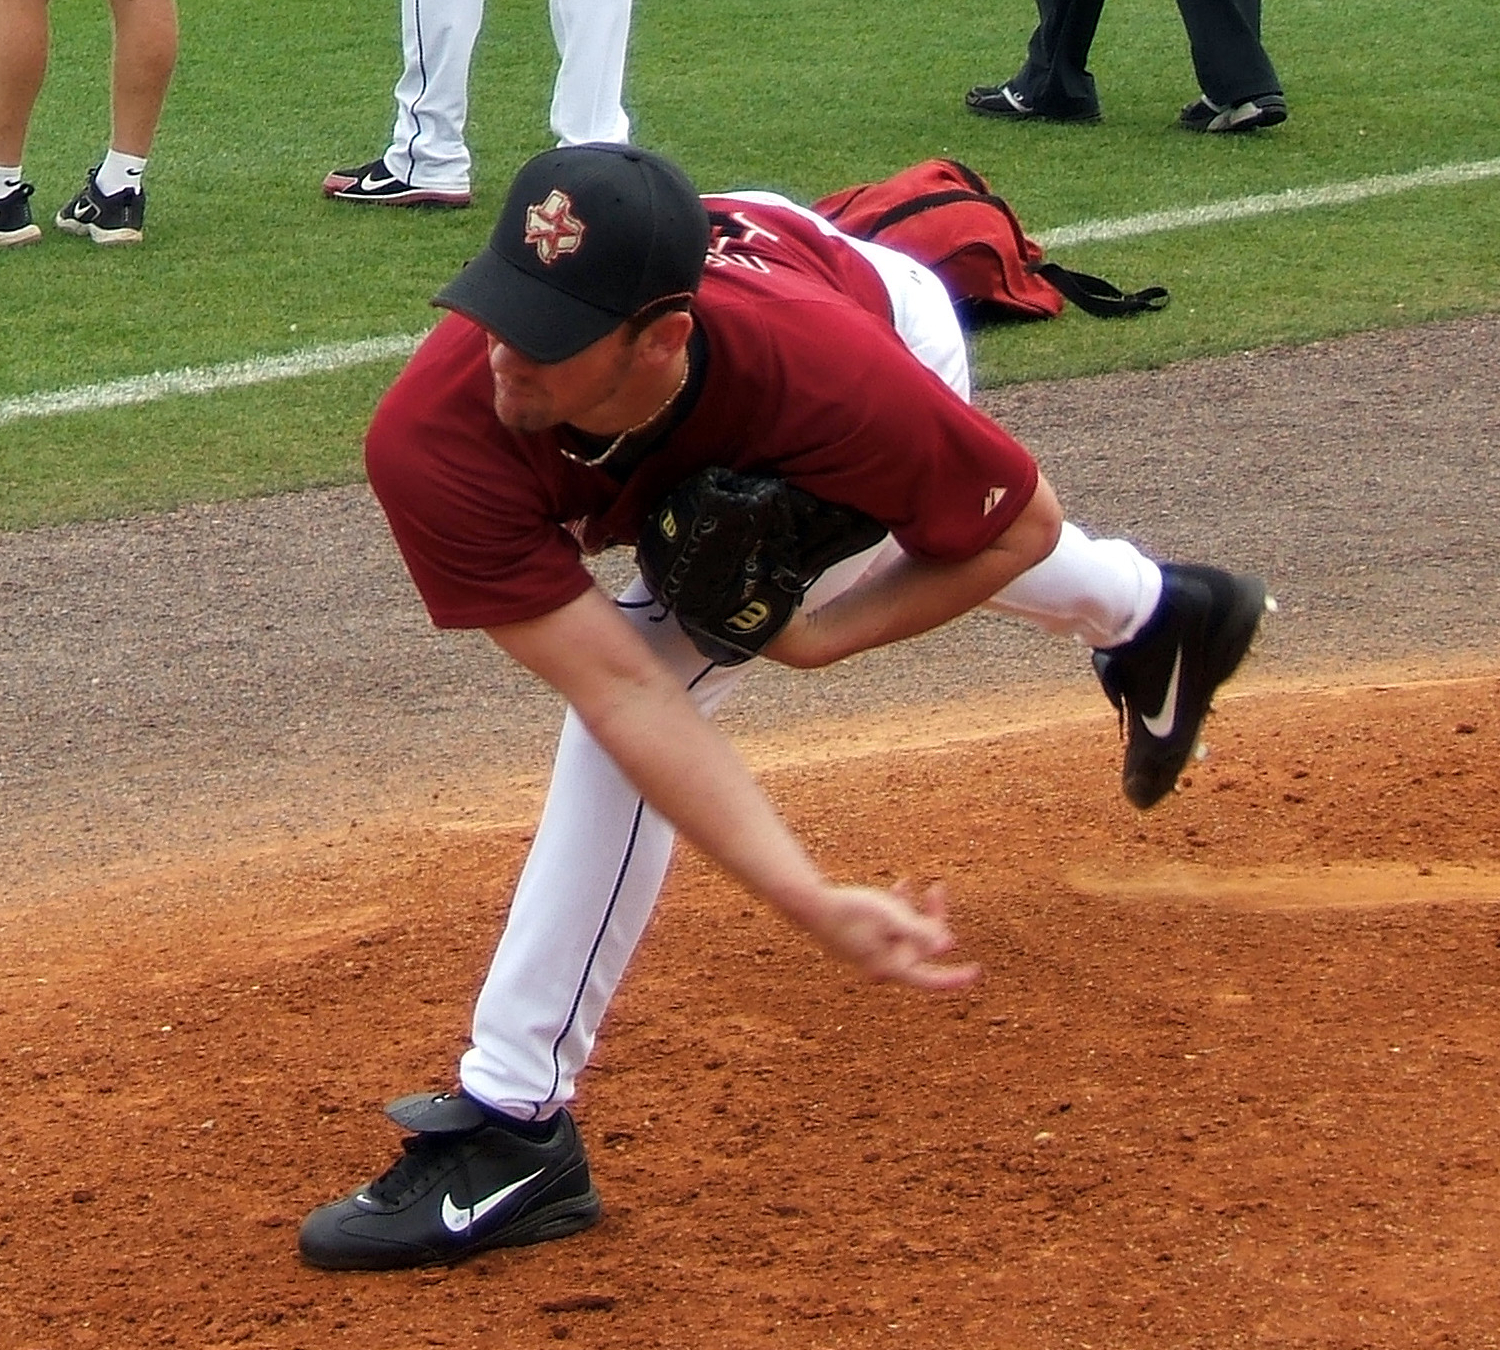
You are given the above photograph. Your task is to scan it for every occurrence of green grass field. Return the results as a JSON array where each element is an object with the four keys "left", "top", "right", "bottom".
[{"left": 1, "top": 0, "right": 1496, "bottom": 529}]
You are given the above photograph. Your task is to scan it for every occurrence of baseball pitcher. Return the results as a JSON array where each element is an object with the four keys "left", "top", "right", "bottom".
[{"left": 299, "top": 144, "right": 1269, "bottom": 1270}]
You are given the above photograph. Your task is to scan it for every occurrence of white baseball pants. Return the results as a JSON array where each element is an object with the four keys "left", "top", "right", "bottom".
[{"left": 384, "top": 0, "right": 631, "bottom": 191}]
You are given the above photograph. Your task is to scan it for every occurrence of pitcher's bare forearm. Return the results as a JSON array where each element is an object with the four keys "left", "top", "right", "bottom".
[
  {"left": 487, "top": 588, "right": 978, "bottom": 988},
  {"left": 768, "top": 475, "right": 1063, "bottom": 669}
]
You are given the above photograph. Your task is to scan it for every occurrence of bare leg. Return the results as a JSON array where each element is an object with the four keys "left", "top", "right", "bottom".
[
  {"left": 0, "top": 0, "right": 49, "bottom": 166},
  {"left": 106, "top": 0, "right": 178, "bottom": 156}
]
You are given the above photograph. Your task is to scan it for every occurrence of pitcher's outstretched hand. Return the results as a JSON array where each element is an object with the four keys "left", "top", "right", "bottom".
[{"left": 799, "top": 880, "right": 981, "bottom": 990}]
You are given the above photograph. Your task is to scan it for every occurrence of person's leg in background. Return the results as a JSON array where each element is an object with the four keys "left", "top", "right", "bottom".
[
  {"left": 0, "top": 0, "right": 48, "bottom": 246},
  {"left": 1175, "top": 0, "right": 1286, "bottom": 132},
  {"left": 324, "top": 0, "right": 482, "bottom": 206},
  {"left": 384, "top": 0, "right": 485, "bottom": 192},
  {"left": 55, "top": 0, "right": 178, "bottom": 244},
  {"left": 325, "top": 0, "right": 635, "bottom": 206},
  {"left": 548, "top": 0, "right": 632, "bottom": 145},
  {"left": 966, "top": 0, "right": 1108, "bottom": 124}
]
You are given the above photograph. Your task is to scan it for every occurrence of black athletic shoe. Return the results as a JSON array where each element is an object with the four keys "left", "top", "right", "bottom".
[
  {"left": 322, "top": 157, "right": 471, "bottom": 208},
  {"left": 1092, "top": 563, "right": 1271, "bottom": 809},
  {"left": 299, "top": 1091, "right": 601, "bottom": 1270},
  {"left": 965, "top": 82, "right": 1101, "bottom": 123},
  {"left": 1179, "top": 93, "right": 1287, "bottom": 133},
  {"left": 0, "top": 182, "right": 41, "bottom": 247},
  {"left": 54, "top": 168, "right": 145, "bottom": 244}
]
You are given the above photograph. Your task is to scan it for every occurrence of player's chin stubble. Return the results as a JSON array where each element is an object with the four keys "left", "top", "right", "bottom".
[{"left": 491, "top": 383, "right": 557, "bottom": 435}]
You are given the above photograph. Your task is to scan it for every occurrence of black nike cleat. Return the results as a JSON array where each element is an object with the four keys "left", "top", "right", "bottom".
[
  {"left": 299, "top": 1091, "right": 601, "bottom": 1270},
  {"left": 54, "top": 167, "right": 145, "bottom": 245},
  {"left": 0, "top": 182, "right": 41, "bottom": 247},
  {"left": 965, "top": 81, "right": 1101, "bottom": 123},
  {"left": 1092, "top": 563, "right": 1271, "bottom": 809},
  {"left": 1178, "top": 93, "right": 1288, "bottom": 133},
  {"left": 322, "top": 157, "right": 471, "bottom": 207}
]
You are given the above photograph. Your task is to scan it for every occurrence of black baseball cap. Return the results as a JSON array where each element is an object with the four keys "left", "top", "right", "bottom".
[{"left": 433, "top": 144, "right": 711, "bottom": 364}]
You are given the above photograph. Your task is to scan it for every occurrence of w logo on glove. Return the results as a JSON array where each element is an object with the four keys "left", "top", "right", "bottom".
[{"left": 636, "top": 467, "right": 885, "bottom": 666}]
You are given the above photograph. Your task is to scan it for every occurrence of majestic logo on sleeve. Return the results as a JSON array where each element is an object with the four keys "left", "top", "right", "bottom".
[{"left": 524, "top": 189, "right": 586, "bottom": 264}]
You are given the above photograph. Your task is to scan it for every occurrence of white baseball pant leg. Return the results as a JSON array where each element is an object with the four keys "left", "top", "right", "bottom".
[
  {"left": 549, "top": 0, "right": 632, "bottom": 145},
  {"left": 385, "top": 0, "right": 483, "bottom": 190},
  {"left": 460, "top": 212, "right": 1160, "bottom": 1118}
]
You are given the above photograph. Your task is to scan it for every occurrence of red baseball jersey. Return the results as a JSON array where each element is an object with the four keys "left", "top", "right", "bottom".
[{"left": 367, "top": 195, "right": 1040, "bottom": 630}]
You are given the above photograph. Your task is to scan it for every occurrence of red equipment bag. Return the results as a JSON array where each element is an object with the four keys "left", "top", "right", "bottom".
[{"left": 811, "top": 158, "right": 1167, "bottom": 325}]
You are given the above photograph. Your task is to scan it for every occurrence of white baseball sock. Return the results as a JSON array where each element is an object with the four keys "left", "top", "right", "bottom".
[
  {"left": 985, "top": 520, "right": 1163, "bottom": 650},
  {"left": 96, "top": 150, "right": 148, "bottom": 196}
]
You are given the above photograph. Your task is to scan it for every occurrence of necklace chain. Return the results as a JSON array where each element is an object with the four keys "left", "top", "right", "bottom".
[{"left": 559, "top": 355, "right": 691, "bottom": 468}]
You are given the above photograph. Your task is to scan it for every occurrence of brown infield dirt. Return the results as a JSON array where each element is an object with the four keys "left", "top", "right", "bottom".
[{"left": 2, "top": 315, "right": 1499, "bottom": 1350}]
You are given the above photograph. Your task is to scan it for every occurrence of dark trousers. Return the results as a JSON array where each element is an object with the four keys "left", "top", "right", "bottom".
[
  {"left": 1010, "top": 0, "right": 1281, "bottom": 117},
  {"left": 1177, "top": 0, "right": 1281, "bottom": 105}
]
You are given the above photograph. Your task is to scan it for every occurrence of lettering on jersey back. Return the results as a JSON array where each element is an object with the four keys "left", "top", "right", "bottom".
[{"left": 704, "top": 209, "right": 781, "bottom": 274}]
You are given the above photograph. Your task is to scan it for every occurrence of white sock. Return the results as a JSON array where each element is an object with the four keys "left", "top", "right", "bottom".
[
  {"left": 96, "top": 150, "right": 148, "bottom": 196},
  {"left": 0, "top": 166, "right": 23, "bottom": 197},
  {"left": 984, "top": 520, "right": 1163, "bottom": 649}
]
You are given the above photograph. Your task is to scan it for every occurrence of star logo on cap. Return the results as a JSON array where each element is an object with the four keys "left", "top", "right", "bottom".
[{"left": 524, "top": 189, "right": 586, "bottom": 265}]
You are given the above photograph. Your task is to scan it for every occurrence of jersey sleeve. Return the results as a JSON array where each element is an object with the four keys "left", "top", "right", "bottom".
[{"left": 364, "top": 316, "right": 596, "bottom": 630}]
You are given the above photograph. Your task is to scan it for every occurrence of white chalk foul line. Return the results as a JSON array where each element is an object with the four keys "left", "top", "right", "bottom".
[
  {"left": 0, "top": 333, "right": 425, "bottom": 428},
  {"left": 3, "top": 157, "right": 1497, "bottom": 428},
  {"left": 1036, "top": 156, "right": 1500, "bottom": 249}
]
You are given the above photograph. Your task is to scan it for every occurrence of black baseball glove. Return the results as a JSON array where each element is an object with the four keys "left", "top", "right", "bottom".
[{"left": 636, "top": 466, "right": 887, "bottom": 665}]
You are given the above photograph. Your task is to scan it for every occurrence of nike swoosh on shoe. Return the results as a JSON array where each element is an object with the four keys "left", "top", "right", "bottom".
[
  {"left": 1140, "top": 645, "right": 1184, "bottom": 739},
  {"left": 440, "top": 1169, "right": 545, "bottom": 1234}
]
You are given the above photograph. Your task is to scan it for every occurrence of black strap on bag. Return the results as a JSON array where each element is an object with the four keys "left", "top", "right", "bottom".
[
  {"left": 857, "top": 187, "right": 1168, "bottom": 319},
  {"left": 1031, "top": 261, "right": 1170, "bottom": 318}
]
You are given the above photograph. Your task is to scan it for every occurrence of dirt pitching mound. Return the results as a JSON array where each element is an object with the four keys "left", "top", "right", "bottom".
[{"left": 4, "top": 674, "right": 1498, "bottom": 1350}]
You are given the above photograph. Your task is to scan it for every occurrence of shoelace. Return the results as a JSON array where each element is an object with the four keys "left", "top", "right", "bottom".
[
  {"left": 366, "top": 1131, "right": 471, "bottom": 1204},
  {"left": 1092, "top": 651, "right": 1128, "bottom": 736}
]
